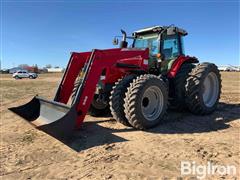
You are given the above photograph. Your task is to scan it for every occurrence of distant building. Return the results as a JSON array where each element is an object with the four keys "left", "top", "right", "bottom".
[
  {"left": 218, "top": 65, "right": 229, "bottom": 71},
  {"left": 0, "top": 69, "right": 9, "bottom": 74},
  {"left": 39, "top": 68, "right": 48, "bottom": 73},
  {"left": 46, "top": 67, "right": 64, "bottom": 73},
  {"left": 218, "top": 65, "right": 240, "bottom": 71},
  {"left": 9, "top": 67, "right": 24, "bottom": 74},
  {"left": 24, "top": 66, "right": 39, "bottom": 73}
]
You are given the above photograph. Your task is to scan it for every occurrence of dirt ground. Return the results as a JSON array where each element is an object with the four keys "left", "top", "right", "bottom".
[{"left": 0, "top": 72, "right": 239, "bottom": 179}]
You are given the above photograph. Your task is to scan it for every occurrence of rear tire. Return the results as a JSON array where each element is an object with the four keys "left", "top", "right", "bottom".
[
  {"left": 110, "top": 75, "right": 136, "bottom": 126},
  {"left": 185, "top": 63, "right": 221, "bottom": 115},
  {"left": 124, "top": 74, "right": 168, "bottom": 129},
  {"left": 29, "top": 75, "right": 34, "bottom": 79},
  {"left": 170, "top": 63, "right": 195, "bottom": 111}
]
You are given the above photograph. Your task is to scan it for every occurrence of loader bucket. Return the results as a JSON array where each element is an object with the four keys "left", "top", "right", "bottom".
[{"left": 9, "top": 96, "right": 78, "bottom": 139}]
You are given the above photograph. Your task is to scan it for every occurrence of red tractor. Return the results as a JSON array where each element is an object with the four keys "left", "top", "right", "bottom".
[{"left": 10, "top": 25, "right": 221, "bottom": 138}]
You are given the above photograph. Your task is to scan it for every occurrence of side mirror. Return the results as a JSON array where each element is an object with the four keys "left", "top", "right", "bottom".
[{"left": 113, "top": 37, "right": 119, "bottom": 45}]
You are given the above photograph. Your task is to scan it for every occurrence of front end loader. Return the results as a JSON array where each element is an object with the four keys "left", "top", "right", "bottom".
[
  {"left": 10, "top": 48, "right": 149, "bottom": 138},
  {"left": 9, "top": 25, "right": 221, "bottom": 139}
]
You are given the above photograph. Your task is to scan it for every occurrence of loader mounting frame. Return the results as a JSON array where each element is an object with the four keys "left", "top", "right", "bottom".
[{"left": 9, "top": 48, "right": 148, "bottom": 138}]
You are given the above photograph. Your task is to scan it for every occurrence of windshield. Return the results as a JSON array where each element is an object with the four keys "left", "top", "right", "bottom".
[{"left": 133, "top": 34, "right": 159, "bottom": 56}]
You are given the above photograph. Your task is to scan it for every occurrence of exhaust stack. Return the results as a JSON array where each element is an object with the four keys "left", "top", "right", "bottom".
[{"left": 120, "top": 29, "right": 128, "bottom": 48}]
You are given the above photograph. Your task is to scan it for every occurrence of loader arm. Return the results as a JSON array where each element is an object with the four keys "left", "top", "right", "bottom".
[
  {"left": 9, "top": 48, "right": 148, "bottom": 139},
  {"left": 54, "top": 51, "right": 92, "bottom": 104}
]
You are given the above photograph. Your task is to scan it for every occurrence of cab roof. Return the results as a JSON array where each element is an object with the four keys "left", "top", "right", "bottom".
[{"left": 133, "top": 25, "right": 188, "bottom": 36}]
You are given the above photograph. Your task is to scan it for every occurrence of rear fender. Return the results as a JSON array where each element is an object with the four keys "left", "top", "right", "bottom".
[{"left": 167, "top": 55, "right": 199, "bottom": 78}]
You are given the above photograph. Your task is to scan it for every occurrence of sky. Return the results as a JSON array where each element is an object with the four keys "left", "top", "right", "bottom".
[{"left": 1, "top": 0, "right": 239, "bottom": 69}]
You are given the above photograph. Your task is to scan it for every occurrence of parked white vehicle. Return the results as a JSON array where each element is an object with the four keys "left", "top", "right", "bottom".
[{"left": 13, "top": 70, "right": 38, "bottom": 79}]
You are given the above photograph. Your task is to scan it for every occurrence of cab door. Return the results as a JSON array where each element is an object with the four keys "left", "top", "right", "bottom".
[
  {"left": 160, "top": 34, "right": 184, "bottom": 72},
  {"left": 161, "top": 34, "right": 183, "bottom": 60}
]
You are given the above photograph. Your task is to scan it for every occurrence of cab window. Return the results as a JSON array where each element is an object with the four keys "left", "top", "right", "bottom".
[
  {"left": 134, "top": 34, "right": 159, "bottom": 56},
  {"left": 161, "top": 34, "right": 181, "bottom": 60}
]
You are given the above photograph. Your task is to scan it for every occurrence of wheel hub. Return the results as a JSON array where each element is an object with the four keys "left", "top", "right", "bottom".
[
  {"left": 141, "top": 86, "right": 164, "bottom": 121},
  {"left": 202, "top": 72, "right": 219, "bottom": 107}
]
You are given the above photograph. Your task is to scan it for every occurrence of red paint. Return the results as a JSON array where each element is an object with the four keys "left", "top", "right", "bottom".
[
  {"left": 55, "top": 48, "right": 196, "bottom": 129},
  {"left": 167, "top": 55, "right": 198, "bottom": 78},
  {"left": 54, "top": 48, "right": 148, "bottom": 128},
  {"left": 57, "top": 52, "right": 91, "bottom": 104}
]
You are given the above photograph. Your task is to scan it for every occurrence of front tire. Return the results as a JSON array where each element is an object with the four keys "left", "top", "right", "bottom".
[
  {"left": 110, "top": 75, "right": 136, "bottom": 126},
  {"left": 71, "top": 79, "right": 110, "bottom": 117},
  {"left": 88, "top": 94, "right": 110, "bottom": 117},
  {"left": 185, "top": 63, "right": 221, "bottom": 115},
  {"left": 124, "top": 74, "right": 168, "bottom": 129}
]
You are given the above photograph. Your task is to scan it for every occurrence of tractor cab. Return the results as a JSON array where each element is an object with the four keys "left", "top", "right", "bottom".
[
  {"left": 132, "top": 26, "right": 188, "bottom": 73},
  {"left": 133, "top": 26, "right": 187, "bottom": 58},
  {"left": 114, "top": 25, "right": 188, "bottom": 73}
]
